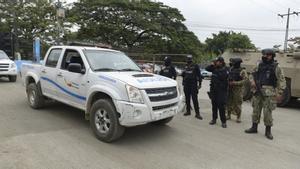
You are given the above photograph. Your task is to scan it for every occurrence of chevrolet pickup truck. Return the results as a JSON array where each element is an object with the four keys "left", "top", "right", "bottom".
[
  {"left": 0, "top": 50, "right": 17, "bottom": 82},
  {"left": 21, "top": 46, "right": 181, "bottom": 142}
]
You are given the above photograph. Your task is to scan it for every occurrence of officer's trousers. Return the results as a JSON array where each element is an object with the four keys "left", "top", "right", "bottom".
[
  {"left": 211, "top": 98, "right": 226, "bottom": 124},
  {"left": 184, "top": 85, "right": 200, "bottom": 114},
  {"left": 252, "top": 94, "right": 275, "bottom": 126}
]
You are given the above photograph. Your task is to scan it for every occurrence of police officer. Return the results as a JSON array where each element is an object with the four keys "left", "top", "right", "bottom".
[
  {"left": 159, "top": 56, "right": 177, "bottom": 80},
  {"left": 245, "top": 49, "right": 286, "bottom": 140},
  {"left": 206, "top": 56, "right": 228, "bottom": 128},
  {"left": 182, "top": 55, "right": 203, "bottom": 120},
  {"left": 226, "top": 58, "right": 248, "bottom": 123}
]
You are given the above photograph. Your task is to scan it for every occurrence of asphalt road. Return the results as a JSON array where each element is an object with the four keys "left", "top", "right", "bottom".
[{"left": 0, "top": 77, "right": 300, "bottom": 169}]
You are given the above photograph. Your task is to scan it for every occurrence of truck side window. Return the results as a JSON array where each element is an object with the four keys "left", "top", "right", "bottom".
[
  {"left": 61, "top": 49, "right": 85, "bottom": 70},
  {"left": 45, "top": 49, "right": 62, "bottom": 68}
]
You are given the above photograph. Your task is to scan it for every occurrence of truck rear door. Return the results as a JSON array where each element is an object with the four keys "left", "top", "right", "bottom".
[{"left": 40, "top": 48, "right": 63, "bottom": 98}]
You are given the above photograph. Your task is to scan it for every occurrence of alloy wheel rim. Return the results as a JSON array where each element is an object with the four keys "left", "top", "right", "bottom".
[
  {"left": 29, "top": 90, "right": 36, "bottom": 106},
  {"left": 95, "top": 109, "right": 111, "bottom": 134}
]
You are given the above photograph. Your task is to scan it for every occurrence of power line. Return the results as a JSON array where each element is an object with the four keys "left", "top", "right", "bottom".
[{"left": 185, "top": 23, "right": 300, "bottom": 32}]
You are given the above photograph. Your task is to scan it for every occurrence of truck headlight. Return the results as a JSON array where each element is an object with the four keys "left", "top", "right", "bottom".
[
  {"left": 126, "top": 85, "right": 144, "bottom": 104},
  {"left": 11, "top": 63, "right": 16, "bottom": 68}
]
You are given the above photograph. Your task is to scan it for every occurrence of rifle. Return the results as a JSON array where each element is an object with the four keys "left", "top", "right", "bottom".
[{"left": 252, "top": 71, "right": 261, "bottom": 95}]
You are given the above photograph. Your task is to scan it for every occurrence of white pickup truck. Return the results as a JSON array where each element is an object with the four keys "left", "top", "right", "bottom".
[
  {"left": 21, "top": 46, "right": 181, "bottom": 142},
  {"left": 0, "top": 50, "right": 17, "bottom": 82}
]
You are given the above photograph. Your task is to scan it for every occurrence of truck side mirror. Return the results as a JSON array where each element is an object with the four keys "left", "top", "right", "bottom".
[{"left": 68, "top": 63, "right": 85, "bottom": 74}]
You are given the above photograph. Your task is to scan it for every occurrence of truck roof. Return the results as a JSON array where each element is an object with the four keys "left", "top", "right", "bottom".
[{"left": 50, "top": 46, "right": 121, "bottom": 53}]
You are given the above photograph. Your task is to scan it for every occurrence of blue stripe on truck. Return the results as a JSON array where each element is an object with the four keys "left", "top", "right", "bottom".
[{"left": 41, "top": 77, "right": 86, "bottom": 101}]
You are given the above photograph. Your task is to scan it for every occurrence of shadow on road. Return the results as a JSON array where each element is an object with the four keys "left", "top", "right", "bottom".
[
  {"left": 43, "top": 101, "right": 176, "bottom": 144},
  {"left": 285, "top": 99, "right": 300, "bottom": 109},
  {"left": 0, "top": 77, "right": 11, "bottom": 83}
]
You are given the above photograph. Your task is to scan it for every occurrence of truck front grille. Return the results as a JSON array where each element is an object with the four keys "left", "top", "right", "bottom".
[
  {"left": 0, "top": 63, "right": 9, "bottom": 70},
  {"left": 145, "top": 86, "right": 177, "bottom": 102},
  {"left": 152, "top": 103, "right": 177, "bottom": 111}
]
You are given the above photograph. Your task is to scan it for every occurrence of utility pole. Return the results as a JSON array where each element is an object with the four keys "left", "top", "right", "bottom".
[
  {"left": 278, "top": 8, "right": 300, "bottom": 52},
  {"left": 55, "top": 0, "right": 65, "bottom": 45}
]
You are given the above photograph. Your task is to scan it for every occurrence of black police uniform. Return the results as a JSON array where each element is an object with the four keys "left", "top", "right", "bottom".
[
  {"left": 159, "top": 65, "right": 177, "bottom": 80},
  {"left": 206, "top": 64, "right": 229, "bottom": 125},
  {"left": 182, "top": 63, "right": 202, "bottom": 117}
]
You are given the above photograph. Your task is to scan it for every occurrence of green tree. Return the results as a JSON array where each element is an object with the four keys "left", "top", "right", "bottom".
[
  {"left": 0, "top": 0, "right": 70, "bottom": 58},
  {"left": 70, "top": 0, "right": 204, "bottom": 59},
  {"left": 205, "top": 31, "right": 255, "bottom": 55}
]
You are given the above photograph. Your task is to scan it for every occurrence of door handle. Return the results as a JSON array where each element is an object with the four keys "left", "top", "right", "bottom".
[
  {"left": 57, "top": 72, "right": 63, "bottom": 77},
  {"left": 41, "top": 69, "right": 46, "bottom": 73}
]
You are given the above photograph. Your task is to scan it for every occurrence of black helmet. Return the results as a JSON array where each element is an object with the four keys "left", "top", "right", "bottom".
[
  {"left": 186, "top": 55, "right": 193, "bottom": 63},
  {"left": 164, "top": 56, "right": 172, "bottom": 66},
  {"left": 262, "top": 48, "right": 276, "bottom": 58},
  {"left": 229, "top": 58, "right": 243, "bottom": 64},
  {"left": 215, "top": 56, "right": 224, "bottom": 63},
  {"left": 230, "top": 58, "right": 243, "bottom": 68}
]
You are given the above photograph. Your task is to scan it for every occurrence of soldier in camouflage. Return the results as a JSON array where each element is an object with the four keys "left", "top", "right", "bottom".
[
  {"left": 245, "top": 49, "right": 286, "bottom": 140},
  {"left": 226, "top": 58, "right": 248, "bottom": 123}
]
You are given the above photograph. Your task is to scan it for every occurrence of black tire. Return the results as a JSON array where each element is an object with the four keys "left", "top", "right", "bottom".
[
  {"left": 243, "top": 79, "right": 253, "bottom": 101},
  {"left": 26, "top": 83, "right": 45, "bottom": 109},
  {"left": 9, "top": 75, "right": 17, "bottom": 82},
  {"left": 151, "top": 117, "right": 174, "bottom": 125},
  {"left": 277, "top": 84, "right": 291, "bottom": 107},
  {"left": 90, "top": 99, "right": 125, "bottom": 142}
]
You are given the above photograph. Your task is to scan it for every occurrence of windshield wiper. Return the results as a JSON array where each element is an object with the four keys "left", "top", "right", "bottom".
[
  {"left": 94, "top": 68, "right": 120, "bottom": 72},
  {"left": 120, "top": 68, "right": 142, "bottom": 72}
]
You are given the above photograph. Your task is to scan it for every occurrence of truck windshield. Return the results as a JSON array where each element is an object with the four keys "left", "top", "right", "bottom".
[
  {"left": 0, "top": 51, "right": 9, "bottom": 59},
  {"left": 84, "top": 50, "right": 141, "bottom": 72}
]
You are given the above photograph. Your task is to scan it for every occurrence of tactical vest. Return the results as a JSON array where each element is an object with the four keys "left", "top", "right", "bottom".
[
  {"left": 229, "top": 67, "right": 243, "bottom": 81},
  {"left": 184, "top": 64, "right": 197, "bottom": 83},
  {"left": 257, "top": 62, "right": 277, "bottom": 87},
  {"left": 211, "top": 67, "right": 228, "bottom": 90},
  {"left": 161, "top": 66, "right": 173, "bottom": 78}
]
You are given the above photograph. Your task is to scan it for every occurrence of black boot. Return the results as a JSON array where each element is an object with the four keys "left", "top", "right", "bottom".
[
  {"left": 209, "top": 119, "right": 216, "bottom": 125},
  {"left": 265, "top": 126, "right": 273, "bottom": 140},
  {"left": 195, "top": 113, "right": 203, "bottom": 120},
  {"left": 245, "top": 123, "right": 258, "bottom": 134},
  {"left": 184, "top": 111, "right": 191, "bottom": 116}
]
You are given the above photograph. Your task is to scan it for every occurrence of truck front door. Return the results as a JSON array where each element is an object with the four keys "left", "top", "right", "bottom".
[{"left": 56, "top": 49, "right": 87, "bottom": 109}]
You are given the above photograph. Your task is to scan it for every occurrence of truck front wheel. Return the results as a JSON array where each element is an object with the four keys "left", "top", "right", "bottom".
[
  {"left": 90, "top": 99, "right": 125, "bottom": 142},
  {"left": 26, "top": 83, "right": 45, "bottom": 109},
  {"left": 9, "top": 75, "right": 17, "bottom": 82}
]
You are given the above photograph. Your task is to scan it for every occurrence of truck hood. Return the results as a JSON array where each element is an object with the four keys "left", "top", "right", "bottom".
[
  {"left": 98, "top": 71, "right": 177, "bottom": 89},
  {"left": 0, "top": 59, "right": 13, "bottom": 64}
]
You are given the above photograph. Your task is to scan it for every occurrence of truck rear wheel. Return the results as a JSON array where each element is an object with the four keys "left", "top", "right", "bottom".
[
  {"left": 26, "top": 83, "right": 45, "bottom": 109},
  {"left": 90, "top": 99, "right": 125, "bottom": 142},
  {"left": 9, "top": 75, "right": 17, "bottom": 82},
  {"left": 151, "top": 117, "right": 173, "bottom": 125}
]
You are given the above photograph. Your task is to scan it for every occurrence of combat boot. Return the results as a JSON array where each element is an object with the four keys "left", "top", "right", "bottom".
[
  {"left": 236, "top": 116, "right": 241, "bottom": 123},
  {"left": 183, "top": 111, "right": 191, "bottom": 116},
  {"left": 265, "top": 126, "right": 273, "bottom": 140},
  {"left": 245, "top": 123, "right": 258, "bottom": 134},
  {"left": 195, "top": 113, "right": 203, "bottom": 120},
  {"left": 209, "top": 119, "right": 216, "bottom": 125}
]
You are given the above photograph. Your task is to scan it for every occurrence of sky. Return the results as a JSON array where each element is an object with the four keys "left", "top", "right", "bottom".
[{"left": 65, "top": 0, "right": 300, "bottom": 49}]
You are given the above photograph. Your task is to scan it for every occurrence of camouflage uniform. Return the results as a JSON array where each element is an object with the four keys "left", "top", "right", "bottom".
[
  {"left": 226, "top": 68, "right": 248, "bottom": 122},
  {"left": 249, "top": 63, "right": 286, "bottom": 126},
  {"left": 245, "top": 48, "right": 286, "bottom": 140}
]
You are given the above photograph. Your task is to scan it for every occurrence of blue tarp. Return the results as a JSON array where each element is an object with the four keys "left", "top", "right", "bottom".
[{"left": 14, "top": 60, "right": 43, "bottom": 72}]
